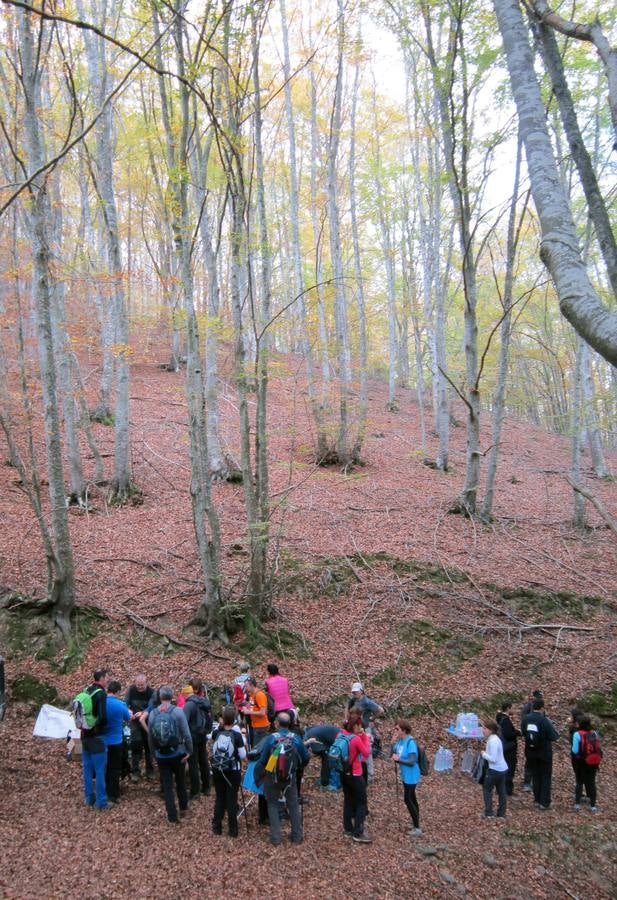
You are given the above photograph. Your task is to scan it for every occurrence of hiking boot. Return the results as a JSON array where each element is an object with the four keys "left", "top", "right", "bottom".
[
  {"left": 522, "top": 784, "right": 532, "bottom": 792},
  {"left": 344, "top": 831, "right": 353, "bottom": 838},
  {"left": 352, "top": 833, "right": 372, "bottom": 844},
  {"left": 179, "top": 808, "right": 188, "bottom": 818},
  {"left": 410, "top": 827, "right": 423, "bottom": 837},
  {"left": 537, "top": 805, "right": 551, "bottom": 811},
  {"left": 190, "top": 793, "right": 200, "bottom": 802},
  {"left": 574, "top": 804, "right": 581, "bottom": 812},
  {"left": 590, "top": 806, "right": 598, "bottom": 813},
  {"left": 130, "top": 773, "right": 139, "bottom": 784},
  {"left": 168, "top": 819, "right": 180, "bottom": 826}
]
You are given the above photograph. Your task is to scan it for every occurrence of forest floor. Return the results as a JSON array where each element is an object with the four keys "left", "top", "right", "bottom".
[{"left": 1, "top": 347, "right": 616, "bottom": 899}]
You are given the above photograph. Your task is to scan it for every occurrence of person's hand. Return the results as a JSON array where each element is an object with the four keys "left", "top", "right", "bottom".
[
  {"left": 181, "top": 755, "right": 189, "bottom": 763},
  {"left": 392, "top": 753, "right": 400, "bottom": 762}
]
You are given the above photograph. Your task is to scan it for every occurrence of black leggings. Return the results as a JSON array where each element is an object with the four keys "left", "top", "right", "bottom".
[
  {"left": 574, "top": 762, "right": 598, "bottom": 806},
  {"left": 403, "top": 782, "right": 420, "bottom": 827}
]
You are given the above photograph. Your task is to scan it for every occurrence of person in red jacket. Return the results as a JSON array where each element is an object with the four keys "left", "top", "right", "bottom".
[{"left": 340, "top": 709, "right": 372, "bottom": 843}]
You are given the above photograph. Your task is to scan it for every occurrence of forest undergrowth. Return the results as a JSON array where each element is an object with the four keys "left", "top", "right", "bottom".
[{"left": 1, "top": 355, "right": 616, "bottom": 899}]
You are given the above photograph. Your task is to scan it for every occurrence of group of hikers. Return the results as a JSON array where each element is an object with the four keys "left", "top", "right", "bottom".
[{"left": 72, "top": 665, "right": 604, "bottom": 845}]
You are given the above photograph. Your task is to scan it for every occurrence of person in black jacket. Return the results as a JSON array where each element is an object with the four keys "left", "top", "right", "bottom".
[
  {"left": 125, "top": 674, "right": 154, "bottom": 782},
  {"left": 496, "top": 700, "right": 520, "bottom": 796},
  {"left": 81, "top": 667, "right": 109, "bottom": 809},
  {"left": 520, "top": 689, "right": 543, "bottom": 790},
  {"left": 521, "top": 699, "right": 559, "bottom": 809},
  {"left": 184, "top": 678, "right": 212, "bottom": 799}
]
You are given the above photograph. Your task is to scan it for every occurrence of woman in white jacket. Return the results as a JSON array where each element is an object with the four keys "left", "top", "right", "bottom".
[{"left": 481, "top": 720, "right": 509, "bottom": 818}]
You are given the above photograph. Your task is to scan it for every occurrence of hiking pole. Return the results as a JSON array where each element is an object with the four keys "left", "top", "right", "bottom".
[
  {"left": 394, "top": 762, "right": 402, "bottom": 833},
  {"left": 239, "top": 782, "right": 250, "bottom": 836}
]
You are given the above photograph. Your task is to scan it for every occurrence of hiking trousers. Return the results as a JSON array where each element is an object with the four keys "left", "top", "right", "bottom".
[
  {"left": 130, "top": 725, "right": 153, "bottom": 776},
  {"left": 341, "top": 773, "right": 368, "bottom": 837},
  {"left": 83, "top": 746, "right": 108, "bottom": 809},
  {"left": 527, "top": 757, "right": 552, "bottom": 807},
  {"left": 188, "top": 733, "right": 211, "bottom": 796},
  {"left": 403, "top": 782, "right": 420, "bottom": 827},
  {"left": 574, "top": 762, "right": 598, "bottom": 806},
  {"left": 212, "top": 769, "right": 241, "bottom": 836},
  {"left": 503, "top": 747, "right": 517, "bottom": 796},
  {"left": 264, "top": 776, "right": 302, "bottom": 845},
  {"left": 157, "top": 755, "right": 188, "bottom": 822},
  {"left": 105, "top": 742, "right": 123, "bottom": 801},
  {"left": 483, "top": 769, "right": 507, "bottom": 817}
]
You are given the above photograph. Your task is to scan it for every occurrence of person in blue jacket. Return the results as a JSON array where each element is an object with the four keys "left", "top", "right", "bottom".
[
  {"left": 391, "top": 719, "right": 422, "bottom": 836},
  {"left": 103, "top": 680, "right": 132, "bottom": 803}
]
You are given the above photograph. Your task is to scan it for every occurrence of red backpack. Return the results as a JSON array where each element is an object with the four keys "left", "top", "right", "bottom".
[{"left": 579, "top": 730, "right": 603, "bottom": 766}]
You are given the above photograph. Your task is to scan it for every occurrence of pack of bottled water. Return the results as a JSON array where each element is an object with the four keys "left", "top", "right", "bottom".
[
  {"left": 453, "top": 712, "right": 483, "bottom": 738},
  {"left": 433, "top": 745, "right": 454, "bottom": 772}
]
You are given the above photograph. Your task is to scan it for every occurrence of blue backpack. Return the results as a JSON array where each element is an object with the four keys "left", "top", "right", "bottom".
[{"left": 327, "top": 732, "right": 356, "bottom": 774}]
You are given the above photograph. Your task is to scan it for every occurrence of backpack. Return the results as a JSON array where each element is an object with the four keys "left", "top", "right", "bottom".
[
  {"left": 524, "top": 720, "right": 545, "bottom": 755},
  {"left": 150, "top": 704, "right": 180, "bottom": 753},
  {"left": 72, "top": 687, "right": 103, "bottom": 731},
  {"left": 579, "top": 730, "right": 603, "bottom": 766},
  {"left": 211, "top": 729, "right": 240, "bottom": 772},
  {"left": 186, "top": 696, "right": 212, "bottom": 737},
  {"left": 417, "top": 744, "right": 430, "bottom": 777},
  {"left": 232, "top": 683, "right": 246, "bottom": 708},
  {"left": 327, "top": 732, "right": 355, "bottom": 774},
  {"left": 265, "top": 733, "right": 300, "bottom": 783},
  {"left": 266, "top": 692, "right": 276, "bottom": 724}
]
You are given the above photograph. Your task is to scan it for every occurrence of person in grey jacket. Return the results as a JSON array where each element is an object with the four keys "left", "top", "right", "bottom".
[{"left": 148, "top": 686, "right": 193, "bottom": 824}]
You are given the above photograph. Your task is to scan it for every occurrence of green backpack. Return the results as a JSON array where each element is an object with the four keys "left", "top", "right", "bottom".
[{"left": 72, "top": 687, "right": 102, "bottom": 730}]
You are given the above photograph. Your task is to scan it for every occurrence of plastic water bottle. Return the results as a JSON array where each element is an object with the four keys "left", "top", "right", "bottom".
[
  {"left": 433, "top": 746, "right": 445, "bottom": 772},
  {"left": 443, "top": 748, "right": 454, "bottom": 771}
]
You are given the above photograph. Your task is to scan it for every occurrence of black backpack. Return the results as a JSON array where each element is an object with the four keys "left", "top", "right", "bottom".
[
  {"left": 524, "top": 720, "right": 545, "bottom": 755},
  {"left": 151, "top": 704, "right": 180, "bottom": 753},
  {"left": 266, "top": 692, "right": 276, "bottom": 724},
  {"left": 186, "top": 696, "right": 212, "bottom": 737}
]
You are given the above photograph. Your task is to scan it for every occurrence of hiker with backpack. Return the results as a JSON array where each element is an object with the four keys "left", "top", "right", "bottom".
[
  {"left": 103, "top": 680, "right": 131, "bottom": 804},
  {"left": 148, "top": 685, "right": 193, "bottom": 825},
  {"left": 480, "top": 720, "right": 509, "bottom": 819},
  {"left": 391, "top": 719, "right": 423, "bottom": 836},
  {"left": 183, "top": 678, "right": 213, "bottom": 800},
  {"left": 333, "top": 708, "right": 372, "bottom": 843},
  {"left": 495, "top": 700, "right": 520, "bottom": 796},
  {"left": 521, "top": 698, "right": 559, "bottom": 810},
  {"left": 265, "top": 663, "right": 296, "bottom": 723},
  {"left": 572, "top": 715, "right": 602, "bottom": 812},
  {"left": 210, "top": 705, "right": 247, "bottom": 837},
  {"left": 241, "top": 676, "right": 271, "bottom": 748},
  {"left": 348, "top": 682, "right": 383, "bottom": 783},
  {"left": 520, "top": 689, "right": 543, "bottom": 791},
  {"left": 74, "top": 667, "right": 110, "bottom": 810},
  {"left": 304, "top": 723, "right": 341, "bottom": 791},
  {"left": 125, "top": 675, "right": 155, "bottom": 783},
  {"left": 257, "top": 711, "right": 309, "bottom": 846}
]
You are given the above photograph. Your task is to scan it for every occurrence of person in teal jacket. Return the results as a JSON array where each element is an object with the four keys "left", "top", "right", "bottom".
[{"left": 391, "top": 719, "right": 422, "bottom": 836}]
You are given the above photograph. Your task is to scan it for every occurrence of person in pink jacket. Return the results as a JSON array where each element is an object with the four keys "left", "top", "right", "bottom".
[
  {"left": 265, "top": 664, "right": 295, "bottom": 718},
  {"left": 341, "top": 709, "right": 372, "bottom": 843}
]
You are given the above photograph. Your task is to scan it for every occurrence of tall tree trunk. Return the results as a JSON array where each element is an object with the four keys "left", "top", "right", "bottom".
[
  {"left": 493, "top": 0, "right": 617, "bottom": 366},
  {"left": 19, "top": 10, "right": 75, "bottom": 637}
]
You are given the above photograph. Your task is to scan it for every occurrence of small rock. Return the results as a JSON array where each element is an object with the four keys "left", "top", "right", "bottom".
[
  {"left": 482, "top": 852, "right": 497, "bottom": 867},
  {"left": 417, "top": 845, "right": 439, "bottom": 857},
  {"left": 439, "top": 870, "right": 456, "bottom": 885},
  {"left": 535, "top": 866, "right": 547, "bottom": 877}
]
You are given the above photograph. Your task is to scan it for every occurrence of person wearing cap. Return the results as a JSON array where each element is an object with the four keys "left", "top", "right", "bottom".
[{"left": 347, "top": 682, "right": 384, "bottom": 783}]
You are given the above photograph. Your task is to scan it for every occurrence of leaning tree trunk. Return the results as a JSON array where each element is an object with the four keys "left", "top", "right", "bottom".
[{"left": 493, "top": 0, "right": 617, "bottom": 367}]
